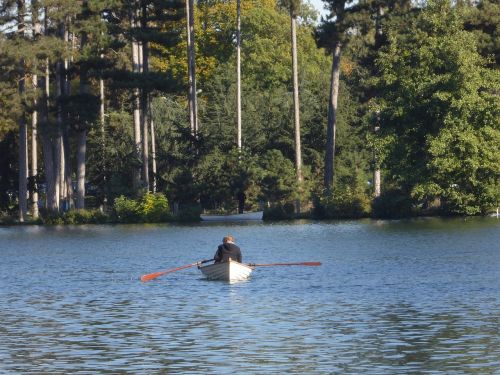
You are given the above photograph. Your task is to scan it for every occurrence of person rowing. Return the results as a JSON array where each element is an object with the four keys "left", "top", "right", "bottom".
[{"left": 214, "top": 235, "right": 242, "bottom": 263}]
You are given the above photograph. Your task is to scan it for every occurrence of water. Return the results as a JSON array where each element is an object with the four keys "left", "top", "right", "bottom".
[{"left": 1, "top": 218, "right": 499, "bottom": 374}]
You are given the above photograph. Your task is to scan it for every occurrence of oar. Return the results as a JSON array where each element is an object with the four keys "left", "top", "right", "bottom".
[
  {"left": 248, "top": 261, "right": 322, "bottom": 267},
  {"left": 140, "top": 259, "right": 214, "bottom": 282}
]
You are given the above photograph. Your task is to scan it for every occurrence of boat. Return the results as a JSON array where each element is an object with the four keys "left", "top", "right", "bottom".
[
  {"left": 198, "top": 259, "right": 254, "bottom": 281},
  {"left": 200, "top": 211, "right": 263, "bottom": 222}
]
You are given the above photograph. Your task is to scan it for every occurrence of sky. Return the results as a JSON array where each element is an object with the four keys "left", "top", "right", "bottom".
[{"left": 308, "top": 0, "right": 329, "bottom": 19}]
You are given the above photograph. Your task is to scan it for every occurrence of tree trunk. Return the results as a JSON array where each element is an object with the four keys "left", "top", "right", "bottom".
[
  {"left": 18, "top": 95, "right": 28, "bottom": 222},
  {"left": 236, "top": 0, "right": 242, "bottom": 150},
  {"left": 76, "top": 131, "right": 86, "bottom": 209},
  {"left": 131, "top": 15, "right": 142, "bottom": 191},
  {"left": 324, "top": 42, "right": 341, "bottom": 193},
  {"left": 63, "top": 25, "right": 73, "bottom": 210},
  {"left": 186, "top": 0, "right": 198, "bottom": 137},
  {"left": 40, "top": 58, "right": 58, "bottom": 212},
  {"left": 55, "top": 58, "right": 64, "bottom": 211},
  {"left": 31, "top": 74, "right": 39, "bottom": 219},
  {"left": 141, "top": 3, "right": 150, "bottom": 190},
  {"left": 373, "top": 111, "right": 381, "bottom": 198},
  {"left": 40, "top": 130, "right": 57, "bottom": 211},
  {"left": 291, "top": 14, "right": 302, "bottom": 184},
  {"left": 31, "top": 0, "right": 41, "bottom": 219},
  {"left": 373, "top": 5, "right": 384, "bottom": 198},
  {"left": 76, "top": 29, "right": 89, "bottom": 210},
  {"left": 150, "top": 116, "right": 157, "bottom": 193},
  {"left": 100, "top": 65, "right": 107, "bottom": 206},
  {"left": 18, "top": 0, "right": 28, "bottom": 222}
]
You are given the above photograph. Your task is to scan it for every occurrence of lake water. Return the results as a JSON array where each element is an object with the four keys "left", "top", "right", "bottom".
[{"left": 1, "top": 218, "right": 499, "bottom": 374}]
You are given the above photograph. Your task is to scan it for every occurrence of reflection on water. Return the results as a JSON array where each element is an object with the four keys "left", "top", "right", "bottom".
[{"left": 0, "top": 218, "right": 499, "bottom": 373}]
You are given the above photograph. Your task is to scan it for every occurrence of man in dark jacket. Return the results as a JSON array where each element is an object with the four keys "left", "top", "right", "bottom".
[{"left": 214, "top": 235, "right": 242, "bottom": 263}]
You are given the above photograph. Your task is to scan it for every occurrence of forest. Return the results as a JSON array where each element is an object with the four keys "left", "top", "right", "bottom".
[{"left": 0, "top": 0, "right": 498, "bottom": 224}]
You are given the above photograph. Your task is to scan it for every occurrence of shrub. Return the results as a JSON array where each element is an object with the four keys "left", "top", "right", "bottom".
[
  {"left": 175, "top": 205, "right": 202, "bottom": 222},
  {"left": 263, "top": 202, "right": 295, "bottom": 220},
  {"left": 138, "top": 193, "right": 171, "bottom": 222},
  {"left": 313, "top": 190, "right": 371, "bottom": 219},
  {"left": 371, "top": 189, "right": 413, "bottom": 219},
  {"left": 113, "top": 195, "right": 140, "bottom": 223},
  {"left": 0, "top": 212, "right": 16, "bottom": 225},
  {"left": 41, "top": 209, "right": 109, "bottom": 225}
]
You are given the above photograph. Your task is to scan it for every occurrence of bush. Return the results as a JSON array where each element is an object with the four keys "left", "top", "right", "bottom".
[
  {"left": 113, "top": 195, "right": 140, "bottom": 223},
  {"left": 175, "top": 205, "right": 202, "bottom": 222},
  {"left": 113, "top": 193, "right": 171, "bottom": 223},
  {"left": 263, "top": 202, "right": 295, "bottom": 220},
  {"left": 138, "top": 193, "right": 171, "bottom": 222},
  {"left": 66, "top": 209, "right": 108, "bottom": 224},
  {"left": 41, "top": 209, "right": 109, "bottom": 225},
  {"left": 42, "top": 212, "right": 65, "bottom": 225},
  {"left": 371, "top": 189, "right": 413, "bottom": 219},
  {"left": 0, "top": 212, "right": 16, "bottom": 225},
  {"left": 313, "top": 190, "right": 371, "bottom": 219}
]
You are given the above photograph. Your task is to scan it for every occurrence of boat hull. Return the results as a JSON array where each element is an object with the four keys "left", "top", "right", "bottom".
[{"left": 199, "top": 260, "right": 254, "bottom": 281}]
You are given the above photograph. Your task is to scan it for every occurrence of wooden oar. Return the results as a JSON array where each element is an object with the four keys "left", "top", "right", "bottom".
[
  {"left": 140, "top": 259, "right": 214, "bottom": 282},
  {"left": 248, "top": 261, "right": 322, "bottom": 267}
]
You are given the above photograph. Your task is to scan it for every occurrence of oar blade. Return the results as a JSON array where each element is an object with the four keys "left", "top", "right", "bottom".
[
  {"left": 302, "top": 262, "right": 322, "bottom": 266},
  {"left": 140, "top": 271, "right": 166, "bottom": 282},
  {"left": 140, "top": 259, "right": 214, "bottom": 282}
]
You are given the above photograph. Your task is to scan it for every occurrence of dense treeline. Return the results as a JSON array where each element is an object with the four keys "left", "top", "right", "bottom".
[{"left": 0, "top": 0, "right": 498, "bottom": 223}]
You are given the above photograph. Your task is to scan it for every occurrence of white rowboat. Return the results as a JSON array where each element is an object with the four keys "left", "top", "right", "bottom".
[
  {"left": 200, "top": 211, "right": 263, "bottom": 222},
  {"left": 198, "top": 260, "right": 254, "bottom": 281}
]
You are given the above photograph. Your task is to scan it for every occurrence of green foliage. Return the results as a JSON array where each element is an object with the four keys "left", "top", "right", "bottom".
[
  {"left": 3, "top": 0, "right": 498, "bottom": 224},
  {"left": 113, "top": 193, "right": 171, "bottom": 223},
  {"left": 0, "top": 211, "right": 16, "bottom": 225},
  {"left": 113, "top": 195, "right": 140, "bottom": 223},
  {"left": 313, "top": 188, "right": 371, "bottom": 219},
  {"left": 263, "top": 202, "right": 295, "bottom": 220},
  {"left": 259, "top": 149, "right": 299, "bottom": 203},
  {"left": 42, "top": 209, "right": 108, "bottom": 225},
  {"left": 371, "top": 188, "right": 414, "bottom": 219},
  {"left": 175, "top": 205, "right": 202, "bottom": 222},
  {"left": 138, "top": 193, "right": 171, "bottom": 222},
  {"left": 376, "top": 0, "right": 500, "bottom": 216}
]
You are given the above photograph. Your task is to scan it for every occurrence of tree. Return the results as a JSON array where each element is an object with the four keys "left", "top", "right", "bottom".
[
  {"left": 376, "top": 0, "right": 500, "bottom": 215},
  {"left": 316, "top": 0, "right": 351, "bottom": 193}
]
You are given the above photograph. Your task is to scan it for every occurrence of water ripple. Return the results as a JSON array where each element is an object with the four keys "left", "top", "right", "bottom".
[{"left": 1, "top": 218, "right": 499, "bottom": 373}]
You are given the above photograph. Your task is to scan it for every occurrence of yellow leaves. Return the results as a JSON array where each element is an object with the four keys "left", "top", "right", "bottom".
[
  {"left": 340, "top": 59, "right": 354, "bottom": 76},
  {"left": 150, "top": 0, "right": 287, "bottom": 85}
]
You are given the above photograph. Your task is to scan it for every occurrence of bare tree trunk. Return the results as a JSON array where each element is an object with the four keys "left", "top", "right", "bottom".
[
  {"left": 150, "top": 116, "right": 157, "bottom": 193},
  {"left": 100, "top": 66, "right": 107, "bottom": 206},
  {"left": 141, "top": 3, "right": 150, "bottom": 190},
  {"left": 41, "top": 58, "right": 58, "bottom": 212},
  {"left": 186, "top": 0, "right": 198, "bottom": 137},
  {"left": 40, "top": 132, "right": 57, "bottom": 211},
  {"left": 373, "top": 5, "right": 384, "bottom": 198},
  {"left": 76, "top": 28, "right": 89, "bottom": 210},
  {"left": 30, "top": 0, "right": 41, "bottom": 219},
  {"left": 236, "top": 0, "right": 242, "bottom": 150},
  {"left": 291, "top": 13, "right": 302, "bottom": 213},
  {"left": 291, "top": 14, "right": 302, "bottom": 183},
  {"left": 324, "top": 42, "right": 341, "bottom": 193},
  {"left": 18, "top": 95, "right": 28, "bottom": 222},
  {"left": 76, "top": 131, "right": 86, "bottom": 209},
  {"left": 63, "top": 25, "right": 74, "bottom": 210},
  {"left": 18, "top": 0, "right": 28, "bottom": 222},
  {"left": 31, "top": 74, "right": 39, "bottom": 219},
  {"left": 55, "top": 58, "right": 63, "bottom": 211},
  {"left": 131, "top": 14, "right": 142, "bottom": 191}
]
